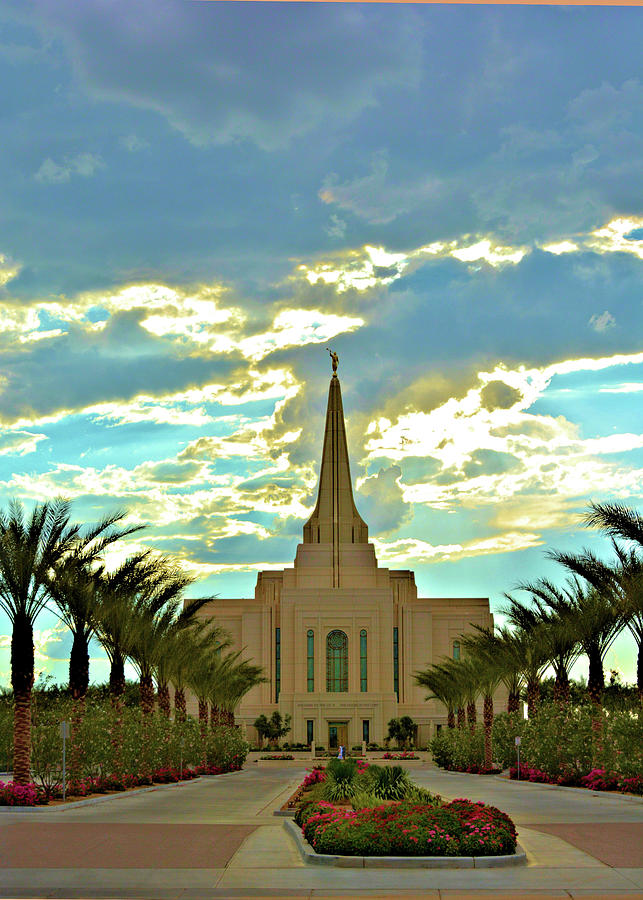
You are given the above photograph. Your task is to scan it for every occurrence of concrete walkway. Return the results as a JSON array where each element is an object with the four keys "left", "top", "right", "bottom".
[{"left": 0, "top": 763, "right": 641, "bottom": 898}]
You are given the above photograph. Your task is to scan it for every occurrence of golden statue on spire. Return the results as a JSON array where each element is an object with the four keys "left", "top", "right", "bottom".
[{"left": 327, "top": 347, "right": 339, "bottom": 376}]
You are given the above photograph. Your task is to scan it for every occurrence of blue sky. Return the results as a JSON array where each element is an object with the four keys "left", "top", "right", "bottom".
[{"left": 0, "top": 2, "right": 641, "bottom": 687}]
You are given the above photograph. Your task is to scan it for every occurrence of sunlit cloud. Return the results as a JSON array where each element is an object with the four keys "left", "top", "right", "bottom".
[
  {"left": 0, "top": 430, "right": 47, "bottom": 456},
  {"left": 541, "top": 240, "right": 579, "bottom": 255},
  {"left": 599, "top": 382, "right": 643, "bottom": 394},
  {"left": 586, "top": 216, "right": 643, "bottom": 259},
  {"left": 362, "top": 352, "right": 643, "bottom": 528},
  {"left": 0, "top": 253, "right": 21, "bottom": 287},
  {"left": 373, "top": 530, "right": 543, "bottom": 566}
]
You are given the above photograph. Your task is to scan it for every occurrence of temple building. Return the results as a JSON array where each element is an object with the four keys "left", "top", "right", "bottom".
[{"left": 192, "top": 363, "right": 495, "bottom": 747}]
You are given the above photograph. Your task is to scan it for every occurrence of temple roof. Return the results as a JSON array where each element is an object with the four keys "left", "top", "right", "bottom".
[{"left": 303, "top": 373, "right": 368, "bottom": 547}]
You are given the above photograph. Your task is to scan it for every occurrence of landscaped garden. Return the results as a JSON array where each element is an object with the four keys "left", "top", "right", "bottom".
[
  {"left": 0, "top": 498, "right": 258, "bottom": 806},
  {"left": 416, "top": 502, "right": 642, "bottom": 794},
  {"left": 0, "top": 682, "right": 249, "bottom": 805},
  {"left": 288, "top": 757, "right": 518, "bottom": 858}
]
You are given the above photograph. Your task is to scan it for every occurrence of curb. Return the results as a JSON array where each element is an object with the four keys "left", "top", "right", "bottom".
[{"left": 283, "top": 818, "right": 527, "bottom": 868}]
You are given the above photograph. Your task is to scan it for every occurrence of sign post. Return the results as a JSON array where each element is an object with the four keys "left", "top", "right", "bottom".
[
  {"left": 515, "top": 735, "right": 521, "bottom": 780},
  {"left": 60, "top": 721, "right": 71, "bottom": 800}
]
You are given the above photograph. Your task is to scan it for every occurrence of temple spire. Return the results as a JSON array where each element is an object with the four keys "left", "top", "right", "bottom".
[{"left": 303, "top": 373, "right": 368, "bottom": 585}]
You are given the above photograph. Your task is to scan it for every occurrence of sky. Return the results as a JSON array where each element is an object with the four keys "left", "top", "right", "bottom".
[{"left": 0, "top": 1, "right": 641, "bottom": 689}]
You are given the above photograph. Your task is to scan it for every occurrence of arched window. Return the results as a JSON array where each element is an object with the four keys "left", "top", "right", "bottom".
[
  {"left": 360, "top": 629, "right": 367, "bottom": 692},
  {"left": 453, "top": 640, "right": 461, "bottom": 660},
  {"left": 307, "top": 630, "right": 314, "bottom": 692},
  {"left": 326, "top": 630, "right": 348, "bottom": 692}
]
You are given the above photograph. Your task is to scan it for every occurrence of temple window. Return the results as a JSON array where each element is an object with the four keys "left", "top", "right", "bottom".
[
  {"left": 326, "top": 630, "right": 348, "bottom": 692},
  {"left": 452, "top": 640, "right": 461, "bottom": 660},
  {"left": 307, "top": 629, "right": 314, "bottom": 692},
  {"left": 275, "top": 627, "right": 281, "bottom": 701},
  {"left": 360, "top": 629, "right": 367, "bottom": 692},
  {"left": 393, "top": 626, "right": 399, "bottom": 700}
]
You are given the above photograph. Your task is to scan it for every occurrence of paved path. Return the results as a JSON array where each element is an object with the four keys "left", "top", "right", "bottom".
[{"left": 0, "top": 763, "right": 642, "bottom": 899}]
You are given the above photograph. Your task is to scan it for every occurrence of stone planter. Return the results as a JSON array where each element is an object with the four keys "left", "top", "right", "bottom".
[{"left": 283, "top": 819, "right": 526, "bottom": 868}]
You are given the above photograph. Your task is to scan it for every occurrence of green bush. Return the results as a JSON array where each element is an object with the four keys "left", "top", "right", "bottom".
[
  {"left": 431, "top": 703, "right": 642, "bottom": 785},
  {"left": 429, "top": 727, "right": 485, "bottom": 772},
  {"left": 370, "top": 764, "right": 411, "bottom": 800}
]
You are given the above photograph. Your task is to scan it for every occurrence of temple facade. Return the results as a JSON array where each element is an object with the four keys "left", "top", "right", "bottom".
[{"left": 191, "top": 368, "right": 495, "bottom": 747}]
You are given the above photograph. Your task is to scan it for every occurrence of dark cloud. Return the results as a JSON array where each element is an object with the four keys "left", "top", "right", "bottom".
[
  {"left": 29, "top": 2, "right": 422, "bottom": 151},
  {"left": 480, "top": 381, "right": 522, "bottom": 411}
]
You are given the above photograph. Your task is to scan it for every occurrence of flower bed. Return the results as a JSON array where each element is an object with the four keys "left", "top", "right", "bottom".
[
  {"left": 0, "top": 762, "right": 247, "bottom": 807},
  {"left": 382, "top": 751, "right": 419, "bottom": 760},
  {"left": 296, "top": 797, "right": 517, "bottom": 857},
  {"left": 510, "top": 763, "right": 643, "bottom": 795},
  {"left": 260, "top": 754, "right": 295, "bottom": 760}
]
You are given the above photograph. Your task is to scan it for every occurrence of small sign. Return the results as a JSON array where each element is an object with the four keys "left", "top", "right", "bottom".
[
  {"left": 514, "top": 736, "right": 521, "bottom": 746},
  {"left": 59, "top": 721, "right": 70, "bottom": 739}
]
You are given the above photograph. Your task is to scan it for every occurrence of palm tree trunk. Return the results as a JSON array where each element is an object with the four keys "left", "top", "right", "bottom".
[
  {"left": 11, "top": 612, "right": 34, "bottom": 785},
  {"left": 157, "top": 683, "right": 171, "bottom": 718},
  {"left": 483, "top": 693, "right": 493, "bottom": 770},
  {"left": 109, "top": 651, "right": 125, "bottom": 778},
  {"left": 447, "top": 708, "right": 455, "bottom": 729},
  {"left": 457, "top": 706, "right": 465, "bottom": 729},
  {"left": 198, "top": 699, "right": 208, "bottom": 767},
  {"left": 174, "top": 687, "right": 187, "bottom": 722},
  {"left": 139, "top": 673, "right": 155, "bottom": 780},
  {"left": 587, "top": 644, "right": 605, "bottom": 707},
  {"left": 466, "top": 700, "right": 476, "bottom": 731},
  {"left": 553, "top": 669, "right": 570, "bottom": 705},
  {"left": 636, "top": 640, "right": 642, "bottom": 707},
  {"left": 69, "top": 631, "right": 90, "bottom": 784},
  {"left": 526, "top": 679, "right": 540, "bottom": 718},
  {"left": 507, "top": 685, "right": 520, "bottom": 714}
]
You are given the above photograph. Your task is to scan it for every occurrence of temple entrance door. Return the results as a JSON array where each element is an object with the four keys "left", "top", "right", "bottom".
[{"left": 328, "top": 722, "right": 348, "bottom": 750}]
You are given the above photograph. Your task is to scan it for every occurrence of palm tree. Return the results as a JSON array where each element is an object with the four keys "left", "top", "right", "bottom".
[
  {"left": 153, "top": 597, "right": 227, "bottom": 719},
  {"left": 459, "top": 628, "right": 507, "bottom": 769},
  {"left": 525, "top": 575, "right": 624, "bottom": 709},
  {"left": 415, "top": 661, "right": 465, "bottom": 729},
  {"left": 501, "top": 598, "right": 569, "bottom": 715},
  {"left": 552, "top": 509, "right": 643, "bottom": 703},
  {"left": 171, "top": 622, "right": 230, "bottom": 722},
  {"left": 211, "top": 657, "right": 264, "bottom": 727},
  {"left": 0, "top": 499, "right": 133, "bottom": 784},
  {"left": 43, "top": 517, "right": 142, "bottom": 782},
  {"left": 93, "top": 552, "right": 156, "bottom": 777}
]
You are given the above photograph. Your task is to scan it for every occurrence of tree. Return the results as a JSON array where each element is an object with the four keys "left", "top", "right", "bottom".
[
  {"left": 387, "top": 716, "right": 417, "bottom": 748},
  {"left": 253, "top": 711, "right": 291, "bottom": 747},
  {"left": 414, "top": 664, "right": 460, "bottom": 728},
  {"left": 525, "top": 575, "right": 624, "bottom": 710},
  {"left": 0, "top": 499, "right": 134, "bottom": 784}
]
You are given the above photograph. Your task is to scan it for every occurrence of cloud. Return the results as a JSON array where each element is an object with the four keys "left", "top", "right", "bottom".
[
  {"left": 119, "top": 134, "right": 149, "bottom": 152},
  {"left": 34, "top": 152, "right": 105, "bottom": 184},
  {"left": 589, "top": 310, "right": 616, "bottom": 333},
  {"left": 325, "top": 215, "right": 347, "bottom": 240},
  {"left": 0, "top": 254, "right": 21, "bottom": 287},
  {"left": 0, "top": 430, "right": 47, "bottom": 456},
  {"left": 319, "top": 150, "right": 440, "bottom": 224},
  {"left": 362, "top": 352, "right": 643, "bottom": 534},
  {"left": 372, "top": 531, "right": 543, "bottom": 566},
  {"left": 357, "top": 465, "right": 411, "bottom": 536},
  {"left": 31, "top": 2, "right": 422, "bottom": 150}
]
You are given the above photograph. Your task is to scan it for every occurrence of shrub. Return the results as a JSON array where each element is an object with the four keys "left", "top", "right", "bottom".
[
  {"left": 370, "top": 764, "right": 411, "bottom": 800},
  {"left": 300, "top": 798, "right": 517, "bottom": 857},
  {"left": 0, "top": 781, "right": 46, "bottom": 806}
]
